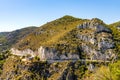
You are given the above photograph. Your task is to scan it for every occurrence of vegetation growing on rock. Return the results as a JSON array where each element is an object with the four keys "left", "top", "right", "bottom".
[{"left": 0, "top": 15, "right": 120, "bottom": 80}]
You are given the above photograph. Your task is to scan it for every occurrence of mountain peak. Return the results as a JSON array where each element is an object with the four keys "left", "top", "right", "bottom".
[
  {"left": 91, "top": 18, "right": 104, "bottom": 24},
  {"left": 61, "top": 15, "right": 77, "bottom": 18},
  {"left": 55, "top": 15, "right": 81, "bottom": 22}
]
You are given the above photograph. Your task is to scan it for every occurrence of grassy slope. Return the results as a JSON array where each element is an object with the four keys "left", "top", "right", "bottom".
[{"left": 15, "top": 15, "right": 86, "bottom": 50}]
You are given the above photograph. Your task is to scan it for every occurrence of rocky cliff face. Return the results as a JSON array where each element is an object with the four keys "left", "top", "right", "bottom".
[
  {"left": 10, "top": 19, "right": 116, "bottom": 61},
  {"left": 11, "top": 46, "right": 80, "bottom": 61},
  {"left": 77, "top": 19, "right": 112, "bottom": 33},
  {"left": 38, "top": 46, "right": 80, "bottom": 60},
  {"left": 76, "top": 19, "right": 115, "bottom": 60}
]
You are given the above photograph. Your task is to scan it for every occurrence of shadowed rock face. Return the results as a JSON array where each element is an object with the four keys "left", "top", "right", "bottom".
[
  {"left": 77, "top": 20, "right": 112, "bottom": 33},
  {"left": 11, "top": 20, "right": 116, "bottom": 61},
  {"left": 96, "top": 25, "right": 112, "bottom": 33}
]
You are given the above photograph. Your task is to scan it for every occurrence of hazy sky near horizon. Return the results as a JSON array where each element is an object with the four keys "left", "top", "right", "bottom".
[{"left": 0, "top": 0, "right": 120, "bottom": 32}]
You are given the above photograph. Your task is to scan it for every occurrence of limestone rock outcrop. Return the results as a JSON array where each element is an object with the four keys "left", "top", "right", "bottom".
[
  {"left": 76, "top": 20, "right": 115, "bottom": 60},
  {"left": 77, "top": 20, "right": 112, "bottom": 33},
  {"left": 10, "top": 19, "right": 116, "bottom": 61}
]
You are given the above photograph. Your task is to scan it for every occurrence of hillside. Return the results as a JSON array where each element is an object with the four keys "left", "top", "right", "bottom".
[
  {"left": 109, "top": 21, "right": 120, "bottom": 58},
  {"left": 15, "top": 16, "right": 106, "bottom": 51},
  {"left": 0, "top": 27, "right": 38, "bottom": 52},
  {"left": 14, "top": 15, "right": 85, "bottom": 50},
  {"left": 0, "top": 15, "right": 120, "bottom": 80},
  {"left": 11, "top": 16, "right": 115, "bottom": 61},
  {"left": 0, "top": 32, "right": 9, "bottom": 51}
]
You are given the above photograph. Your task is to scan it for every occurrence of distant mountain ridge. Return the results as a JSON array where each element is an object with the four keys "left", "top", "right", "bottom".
[{"left": 0, "top": 26, "right": 38, "bottom": 52}]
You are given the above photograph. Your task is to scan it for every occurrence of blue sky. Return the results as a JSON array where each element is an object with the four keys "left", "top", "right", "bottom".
[{"left": 0, "top": 0, "right": 120, "bottom": 32}]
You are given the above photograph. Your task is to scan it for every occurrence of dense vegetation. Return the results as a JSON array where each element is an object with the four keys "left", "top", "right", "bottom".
[
  {"left": 88, "top": 61, "right": 120, "bottom": 80},
  {"left": 109, "top": 22, "right": 120, "bottom": 58},
  {"left": 0, "top": 50, "right": 11, "bottom": 74}
]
